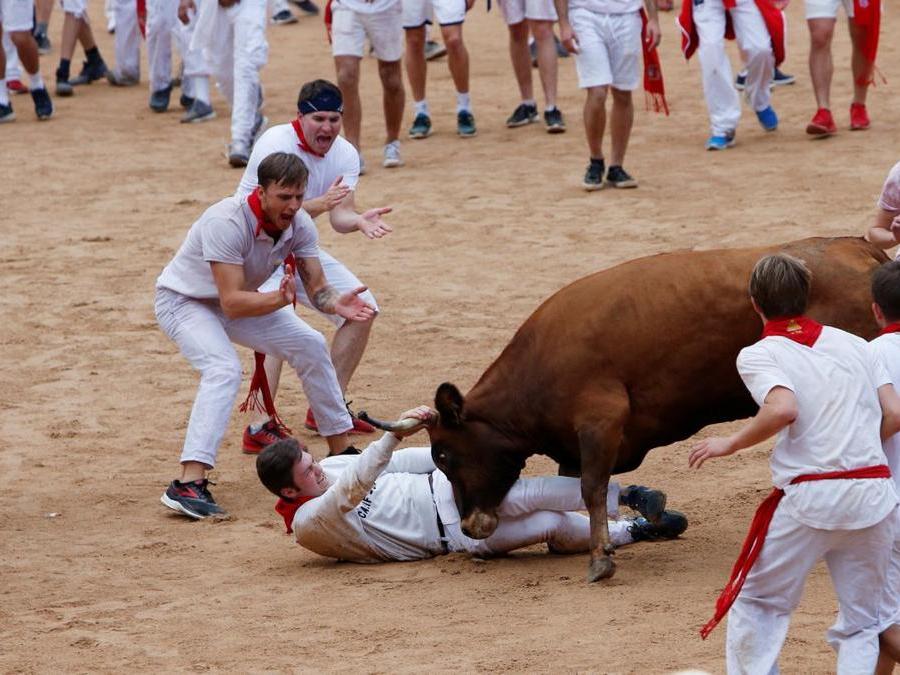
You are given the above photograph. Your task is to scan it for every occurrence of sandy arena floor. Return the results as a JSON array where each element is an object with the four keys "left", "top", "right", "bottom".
[{"left": 2, "top": 2, "right": 900, "bottom": 671}]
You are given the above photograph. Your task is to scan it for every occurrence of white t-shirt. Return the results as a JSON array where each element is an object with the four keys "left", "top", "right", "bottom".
[
  {"left": 292, "top": 435, "right": 446, "bottom": 563},
  {"left": 737, "top": 326, "right": 897, "bottom": 530},
  {"left": 870, "top": 333, "right": 900, "bottom": 493},
  {"left": 156, "top": 196, "right": 319, "bottom": 299},
  {"left": 568, "top": 0, "right": 642, "bottom": 14},
  {"left": 878, "top": 161, "right": 900, "bottom": 213},
  {"left": 235, "top": 122, "right": 360, "bottom": 202}
]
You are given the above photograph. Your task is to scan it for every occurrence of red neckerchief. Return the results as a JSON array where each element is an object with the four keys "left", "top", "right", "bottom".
[
  {"left": 291, "top": 118, "right": 325, "bottom": 158},
  {"left": 275, "top": 496, "right": 315, "bottom": 534},
  {"left": 639, "top": 9, "right": 669, "bottom": 115},
  {"left": 246, "top": 191, "right": 282, "bottom": 238},
  {"left": 700, "top": 464, "right": 891, "bottom": 639},
  {"left": 760, "top": 316, "right": 823, "bottom": 347},
  {"left": 880, "top": 322, "right": 900, "bottom": 336}
]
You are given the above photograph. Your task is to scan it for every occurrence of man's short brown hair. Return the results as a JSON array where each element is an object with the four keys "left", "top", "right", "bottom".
[
  {"left": 257, "top": 152, "right": 309, "bottom": 190},
  {"left": 872, "top": 260, "right": 900, "bottom": 323},
  {"left": 256, "top": 438, "right": 305, "bottom": 498},
  {"left": 749, "top": 253, "right": 812, "bottom": 319}
]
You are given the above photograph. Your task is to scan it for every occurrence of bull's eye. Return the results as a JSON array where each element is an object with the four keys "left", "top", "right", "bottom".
[{"left": 436, "top": 451, "right": 447, "bottom": 464}]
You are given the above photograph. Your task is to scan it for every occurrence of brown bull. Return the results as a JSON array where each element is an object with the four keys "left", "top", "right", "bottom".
[{"left": 427, "top": 237, "right": 888, "bottom": 582}]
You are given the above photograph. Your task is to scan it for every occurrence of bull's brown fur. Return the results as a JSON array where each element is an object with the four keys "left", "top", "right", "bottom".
[{"left": 429, "top": 237, "right": 889, "bottom": 582}]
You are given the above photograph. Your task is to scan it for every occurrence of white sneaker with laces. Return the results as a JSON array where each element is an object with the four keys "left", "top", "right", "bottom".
[{"left": 382, "top": 140, "right": 403, "bottom": 168}]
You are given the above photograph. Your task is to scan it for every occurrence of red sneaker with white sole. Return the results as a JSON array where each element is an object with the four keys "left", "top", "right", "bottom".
[
  {"left": 806, "top": 108, "right": 837, "bottom": 137},
  {"left": 242, "top": 419, "right": 292, "bottom": 454},
  {"left": 849, "top": 102, "right": 870, "bottom": 130},
  {"left": 305, "top": 408, "right": 376, "bottom": 435}
]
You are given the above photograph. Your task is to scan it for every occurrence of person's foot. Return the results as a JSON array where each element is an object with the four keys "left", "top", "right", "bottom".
[
  {"left": 706, "top": 131, "right": 735, "bottom": 150},
  {"left": 620, "top": 484, "right": 666, "bottom": 521},
  {"left": 772, "top": 67, "right": 795, "bottom": 86},
  {"left": 160, "top": 479, "right": 227, "bottom": 519},
  {"left": 627, "top": 510, "right": 688, "bottom": 542},
  {"left": 383, "top": 139, "right": 403, "bottom": 167},
  {"left": 305, "top": 408, "right": 376, "bottom": 435},
  {"left": 272, "top": 8, "right": 298, "bottom": 23},
  {"left": 806, "top": 107, "right": 837, "bottom": 137},
  {"left": 755, "top": 105, "right": 778, "bottom": 132},
  {"left": 850, "top": 102, "right": 870, "bottom": 131},
  {"left": 149, "top": 85, "right": 172, "bottom": 112},
  {"left": 506, "top": 102, "right": 537, "bottom": 128},
  {"left": 734, "top": 71, "right": 747, "bottom": 91},
  {"left": 544, "top": 107, "right": 565, "bottom": 134},
  {"left": 457, "top": 110, "right": 477, "bottom": 137},
  {"left": 583, "top": 158, "right": 604, "bottom": 191},
  {"left": 408, "top": 112, "right": 432, "bottom": 139},
  {"left": 228, "top": 139, "right": 251, "bottom": 167},
  {"left": 70, "top": 58, "right": 108, "bottom": 86},
  {"left": 180, "top": 93, "right": 195, "bottom": 109},
  {"left": 424, "top": 39, "right": 447, "bottom": 61},
  {"left": 7, "top": 79, "right": 28, "bottom": 94},
  {"left": 33, "top": 30, "right": 51, "bottom": 54},
  {"left": 181, "top": 99, "right": 216, "bottom": 123},
  {"left": 606, "top": 165, "right": 637, "bottom": 189},
  {"left": 242, "top": 419, "right": 293, "bottom": 454},
  {"left": 55, "top": 71, "right": 74, "bottom": 97},
  {"left": 31, "top": 87, "right": 54, "bottom": 120},
  {"left": 0, "top": 103, "right": 15, "bottom": 123},
  {"left": 106, "top": 70, "right": 139, "bottom": 86},
  {"left": 290, "top": 0, "right": 319, "bottom": 14}
]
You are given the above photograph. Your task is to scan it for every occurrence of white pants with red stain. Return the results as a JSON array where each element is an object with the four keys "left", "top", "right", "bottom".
[
  {"left": 693, "top": 0, "right": 774, "bottom": 136},
  {"left": 725, "top": 503, "right": 895, "bottom": 675},
  {"left": 154, "top": 288, "right": 352, "bottom": 468}
]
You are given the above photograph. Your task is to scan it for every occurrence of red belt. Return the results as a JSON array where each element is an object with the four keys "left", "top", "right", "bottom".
[{"left": 699, "top": 464, "right": 891, "bottom": 639}]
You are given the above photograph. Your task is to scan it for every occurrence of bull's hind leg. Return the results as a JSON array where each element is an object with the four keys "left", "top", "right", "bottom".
[{"left": 576, "top": 385, "right": 629, "bottom": 583}]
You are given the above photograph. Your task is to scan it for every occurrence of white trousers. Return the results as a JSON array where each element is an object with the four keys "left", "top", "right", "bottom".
[
  {"left": 146, "top": 0, "right": 207, "bottom": 92},
  {"left": 442, "top": 477, "right": 630, "bottom": 556},
  {"left": 693, "top": 0, "right": 774, "bottom": 135},
  {"left": 112, "top": 0, "right": 141, "bottom": 80},
  {"left": 155, "top": 288, "right": 352, "bottom": 467},
  {"left": 725, "top": 504, "right": 895, "bottom": 675},
  {"left": 202, "top": 0, "right": 268, "bottom": 142},
  {"left": 3, "top": 32, "right": 22, "bottom": 79}
]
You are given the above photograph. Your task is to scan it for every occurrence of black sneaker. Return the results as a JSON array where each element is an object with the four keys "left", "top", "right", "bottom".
[
  {"left": 160, "top": 479, "right": 227, "bottom": 519},
  {"left": 506, "top": 102, "right": 537, "bottom": 128},
  {"left": 408, "top": 112, "right": 432, "bottom": 138},
  {"left": 31, "top": 87, "right": 54, "bottom": 120},
  {"left": 627, "top": 510, "right": 688, "bottom": 542},
  {"left": 772, "top": 67, "right": 795, "bottom": 87},
  {"left": 34, "top": 30, "right": 51, "bottom": 54},
  {"left": 619, "top": 484, "right": 666, "bottom": 521},
  {"left": 70, "top": 58, "right": 108, "bottom": 86},
  {"left": 290, "top": 0, "right": 319, "bottom": 14},
  {"left": 149, "top": 85, "right": 172, "bottom": 112},
  {"left": 272, "top": 8, "right": 298, "bottom": 24},
  {"left": 457, "top": 110, "right": 476, "bottom": 137},
  {"left": 0, "top": 103, "right": 15, "bottom": 123},
  {"left": 583, "top": 158, "right": 604, "bottom": 191},
  {"left": 544, "top": 107, "right": 565, "bottom": 134},
  {"left": 735, "top": 71, "right": 747, "bottom": 91},
  {"left": 606, "top": 165, "right": 638, "bottom": 189},
  {"left": 180, "top": 93, "right": 195, "bottom": 109}
]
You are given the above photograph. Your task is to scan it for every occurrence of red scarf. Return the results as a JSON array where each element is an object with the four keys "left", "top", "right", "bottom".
[
  {"left": 137, "top": 0, "right": 147, "bottom": 37},
  {"left": 678, "top": 0, "right": 785, "bottom": 66},
  {"left": 852, "top": 0, "right": 881, "bottom": 86},
  {"left": 324, "top": 0, "right": 333, "bottom": 43},
  {"left": 247, "top": 191, "right": 283, "bottom": 238},
  {"left": 275, "top": 496, "right": 315, "bottom": 534},
  {"left": 699, "top": 464, "right": 892, "bottom": 639},
  {"left": 640, "top": 9, "right": 669, "bottom": 115},
  {"left": 291, "top": 118, "right": 325, "bottom": 158},
  {"left": 879, "top": 322, "right": 900, "bottom": 336},
  {"left": 760, "top": 316, "right": 823, "bottom": 347}
]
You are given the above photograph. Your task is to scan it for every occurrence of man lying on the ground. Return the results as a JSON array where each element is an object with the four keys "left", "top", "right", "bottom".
[{"left": 256, "top": 406, "right": 687, "bottom": 563}]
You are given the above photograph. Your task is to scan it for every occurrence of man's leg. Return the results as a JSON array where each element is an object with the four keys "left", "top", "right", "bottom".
[
  {"left": 335, "top": 55, "right": 362, "bottom": 149},
  {"left": 808, "top": 17, "right": 835, "bottom": 109},
  {"left": 608, "top": 88, "right": 632, "bottom": 167},
  {"left": 229, "top": 0, "right": 267, "bottom": 158},
  {"left": 439, "top": 22, "right": 468, "bottom": 101},
  {"left": 528, "top": 18, "right": 556, "bottom": 110},
  {"left": 694, "top": 0, "right": 740, "bottom": 142},
  {"left": 507, "top": 21, "right": 533, "bottom": 103},
  {"left": 377, "top": 57, "right": 403, "bottom": 144},
  {"left": 731, "top": 0, "right": 775, "bottom": 124},
  {"left": 584, "top": 85, "right": 608, "bottom": 161},
  {"left": 403, "top": 24, "right": 426, "bottom": 107},
  {"left": 147, "top": 0, "right": 175, "bottom": 94}
]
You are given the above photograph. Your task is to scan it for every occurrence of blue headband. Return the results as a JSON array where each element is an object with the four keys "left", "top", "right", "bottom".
[{"left": 299, "top": 90, "right": 344, "bottom": 115}]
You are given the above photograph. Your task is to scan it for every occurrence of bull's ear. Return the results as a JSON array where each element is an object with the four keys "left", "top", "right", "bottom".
[{"left": 435, "top": 382, "right": 465, "bottom": 428}]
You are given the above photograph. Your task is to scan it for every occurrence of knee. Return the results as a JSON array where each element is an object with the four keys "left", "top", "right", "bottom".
[
  {"left": 442, "top": 30, "right": 464, "bottom": 52},
  {"left": 528, "top": 20, "right": 553, "bottom": 41},
  {"left": 586, "top": 86, "right": 608, "bottom": 104},
  {"left": 743, "top": 44, "right": 771, "bottom": 64},
  {"left": 405, "top": 27, "right": 425, "bottom": 49},
  {"left": 335, "top": 62, "right": 360, "bottom": 89},
  {"left": 508, "top": 22, "right": 528, "bottom": 43},
  {"left": 610, "top": 88, "right": 632, "bottom": 105},
  {"left": 288, "top": 329, "right": 331, "bottom": 364},
  {"left": 204, "top": 356, "right": 243, "bottom": 392},
  {"left": 378, "top": 63, "right": 403, "bottom": 92},
  {"left": 809, "top": 27, "right": 833, "bottom": 50}
]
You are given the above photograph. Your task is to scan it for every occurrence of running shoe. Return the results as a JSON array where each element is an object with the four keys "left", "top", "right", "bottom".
[
  {"left": 7, "top": 79, "right": 28, "bottom": 94},
  {"left": 628, "top": 510, "right": 688, "bottom": 542},
  {"left": 149, "top": 85, "right": 172, "bottom": 112},
  {"left": 606, "top": 165, "right": 638, "bottom": 189},
  {"left": 583, "top": 158, "right": 604, "bottom": 191},
  {"left": 31, "top": 87, "right": 54, "bottom": 120},
  {"left": 755, "top": 105, "right": 778, "bottom": 131},
  {"left": 850, "top": 102, "right": 870, "bottom": 131},
  {"left": 772, "top": 67, "right": 795, "bottom": 86},
  {"left": 457, "top": 109, "right": 477, "bottom": 137},
  {"left": 272, "top": 8, "right": 298, "bottom": 23},
  {"left": 620, "top": 485, "right": 667, "bottom": 522},
  {"left": 424, "top": 40, "right": 447, "bottom": 60},
  {"left": 161, "top": 479, "right": 227, "bottom": 519},
  {"left": 383, "top": 139, "right": 403, "bottom": 167},
  {"left": 290, "top": 0, "right": 319, "bottom": 14},
  {"left": 408, "top": 112, "right": 432, "bottom": 138},
  {"left": 242, "top": 419, "right": 292, "bottom": 454},
  {"left": 181, "top": 99, "right": 216, "bottom": 123},
  {"left": 305, "top": 408, "right": 376, "bottom": 435},
  {"left": 806, "top": 107, "right": 837, "bottom": 137},
  {"left": 506, "top": 102, "right": 537, "bottom": 128},
  {"left": 70, "top": 57, "right": 108, "bottom": 86},
  {"left": 0, "top": 103, "right": 15, "bottom": 123},
  {"left": 544, "top": 107, "right": 565, "bottom": 133}
]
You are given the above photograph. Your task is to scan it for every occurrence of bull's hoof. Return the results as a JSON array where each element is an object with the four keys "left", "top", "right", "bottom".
[{"left": 586, "top": 556, "right": 616, "bottom": 582}]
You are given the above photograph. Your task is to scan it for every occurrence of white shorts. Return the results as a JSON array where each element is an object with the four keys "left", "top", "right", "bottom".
[
  {"left": 331, "top": 1, "right": 404, "bottom": 61},
  {"left": 59, "top": 0, "right": 87, "bottom": 18},
  {"left": 497, "top": 0, "right": 556, "bottom": 26},
  {"left": 805, "top": 0, "right": 853, "bottom": 19},
  {"left": 570, "top": 8, "right": 641, "bottom": 90},
  {"left": 0, "top": 0, "right": 35, "bottom": 31},
  {"left": 401, "top": 0, "right": 466, "bottom": 27}
]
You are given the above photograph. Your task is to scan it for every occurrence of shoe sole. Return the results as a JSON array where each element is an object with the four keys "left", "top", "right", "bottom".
[
  {"left": 0, "top": 113, "right": 16, "bottom": 123},
  {"left": 425, "top": 48, "right": 447, "bottom": 61},
  {"left": 409, "top": 129, "right": 432, "bottom": 139},
  {"left": 806, "top": 123, "right": 836, "bottom": 137},
  {"left": 506, "top": 118, "right": 536, "bottom": 128},
  {"left": 546, "top": 124, "right": 566, "bottom": 134},
  {"left": 609, "top": 180, "right": 638, "bottom": 189},
  {"left": 182, "top": 111, "right": 217, "bottom": 124},
  {"left": 850, "top": 123, "right": 870, "bottom": 131},
  {"left": 229, "top": 157, "right": 249, "bottom": 168},
  {"left": 706, "top": 144, "right": 732, "bottom": 151},
  {"left": 160, "top": 493, "right": 206, "bottom": 519},
  {"left": 383, "top": 160, "right": 404, "bottom": 168},
  {"left": 36, "top": 111, "right": 54, "bottom": 121},
  {"left": 583, "top": 181, "right": 604, "bottom": 192},
  {"left": 56, "top": 88, "right": 73, "bottom": 97},
  {"left": 458, "top": 130, "right": 477, "bottom": 138}
]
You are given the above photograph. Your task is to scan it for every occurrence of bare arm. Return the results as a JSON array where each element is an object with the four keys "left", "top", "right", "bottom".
[
  {"left": 878, "top": 383, "right": 900, "bottom": 440},
  {"left": 642, "top": 0, "right": 661, "bottom": 48},
  {"left": 295, "top": 255, "right": 376, "bottom": 321},
  {"left": 210, "top": 261, "right": 294, "bottom": 319},
  {"left": 689, "top": 387, "right": 798, "bottom": 469},
  {"left": 554, "top": 0, "right": 577, "bottom": 53},
  {"left": 328, "top": 190, "right": 393, "bottom": 239},
  {"left": 865, "top": 208, "right": 900, "bottom": 250}
]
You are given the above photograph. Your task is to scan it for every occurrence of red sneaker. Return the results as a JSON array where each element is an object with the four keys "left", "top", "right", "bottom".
[
  {"left": 7, "top": 79, "right": 28, "bottom": 94},
  {"left": 305, "top": 408, "right": 376, "bottom": 435},
  {"left": 806, "top": 108, "right": 837, "bottom": 137},
  {"left": 850, "top": 102, "right": 870, "bottom": 130},
  {"left": 242, "top": 419, "right": 292, "bottom": 454}
]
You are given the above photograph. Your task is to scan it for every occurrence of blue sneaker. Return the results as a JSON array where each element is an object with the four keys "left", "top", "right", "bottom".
[
  {"left": 756, "top": 106, "right": 778, "bottom": 131},
  {"left": 705, "top": 132, "right": 735, "bottom": 151}
]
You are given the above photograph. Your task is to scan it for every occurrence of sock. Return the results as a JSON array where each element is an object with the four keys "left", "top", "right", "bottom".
[
  {"left": 0, "top": 81, "right": 9, "bottom": 106},
  {"left": 85, "top": 46, "right": 101, "bottom": 65},
  {"left": 544, "top": 105, "right": 557, "bottom": 113},
  {"left": 456, "top": 91, "right": 471, "bottom": 114},
  {"left": 57, "top": 59, "right": 71, "bottom": 81},
  {"left": 28, "top": 71, "right": 45, "bottom": 90},
  {"left": 522, "top": 98, "right": 537, "bottom": 108},
  {"left": 36, "top": 21, "right": 49, "bottom": 35},
  {"left": 249, "top": 419, "right": 270, "bottom": 434},
  {"left": 590, "top": 157, "right": 604, "bottom": 166},
  {"left": 414, "top": 99, "right": 429, "bottom": 116},
  {"left": 191, "top": 76, "right": 210, "bottom": 105}
]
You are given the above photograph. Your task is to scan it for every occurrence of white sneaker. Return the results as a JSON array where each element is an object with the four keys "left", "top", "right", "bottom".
[{"left": 382, "top": 140, "right": 403, "bottom": 168}]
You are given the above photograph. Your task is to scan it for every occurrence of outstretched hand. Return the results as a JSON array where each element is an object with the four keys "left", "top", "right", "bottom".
[
  {"left": 688, "top": 436, "right": 736, "bottom": 470},
  {"left": 335, "top": 286, "right": 376, "bottom": 321},
  {"left": 280, "top": 263, "right": 297, "bottom": 306},
  {"left": 392, "top": 406, "right": 438, "bottom": 438},
  {"left": 358, "top": 207, "right": 393, "bottom": 239}
]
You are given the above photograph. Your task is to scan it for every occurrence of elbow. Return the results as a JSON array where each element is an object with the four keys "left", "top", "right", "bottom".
[
  {"left": 885, "top": 408, "right": 900, "bottom": 438},
  {"left": 219, "top": 298, "right": 241, "bottom": 320},
  {"left": 774, "top": 401, "right": 799, "bottom": 426}
]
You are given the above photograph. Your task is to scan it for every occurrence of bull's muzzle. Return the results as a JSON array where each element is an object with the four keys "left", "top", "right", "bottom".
[{"left": 460, "top": 509, "right": 499, "bottom": 540}]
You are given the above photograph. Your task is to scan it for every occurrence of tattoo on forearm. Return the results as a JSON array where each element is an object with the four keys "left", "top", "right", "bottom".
[
  {"left": 312, "top": 287, "right": 339, "bottom": 313},
  {"left": 297, "top": 259, "right": 313, "bottom": 284}
]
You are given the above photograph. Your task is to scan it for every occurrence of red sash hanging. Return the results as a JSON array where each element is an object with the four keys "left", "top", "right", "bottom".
[
  {"left": 852, "top": 0, "right": 881, "bottom": 86},
  {"left": 324, "top": 0, "right": 334, "bottom": 43},
  {"left": 137, "top": 0, "right": 147, "bottom": 37},
  {"left": 640, "top": 9, "right": 669, "bottom": 115}
]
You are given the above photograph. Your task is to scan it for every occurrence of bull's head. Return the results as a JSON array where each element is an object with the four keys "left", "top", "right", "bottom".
[{"left": 428, "top": 382, "right": 526, "bottom": 540}]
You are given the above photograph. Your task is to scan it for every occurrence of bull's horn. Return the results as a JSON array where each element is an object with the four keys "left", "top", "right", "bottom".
[{"left": 357, "top": 411, "right": 432, "bottom": 432}]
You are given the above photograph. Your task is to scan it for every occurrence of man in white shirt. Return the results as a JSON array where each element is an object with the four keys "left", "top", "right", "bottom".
[
  {"left": 155, "top": 153, "right": 375, "bottom": 520},
  {"left": 690, "top": 253, "right": 900, "bottom": 673},
  {"left": 235, "top": 80, "right": 392, "bottom": 453},
  {"left": 256, "top": 406, "right": 688, "bottom": 564}
]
